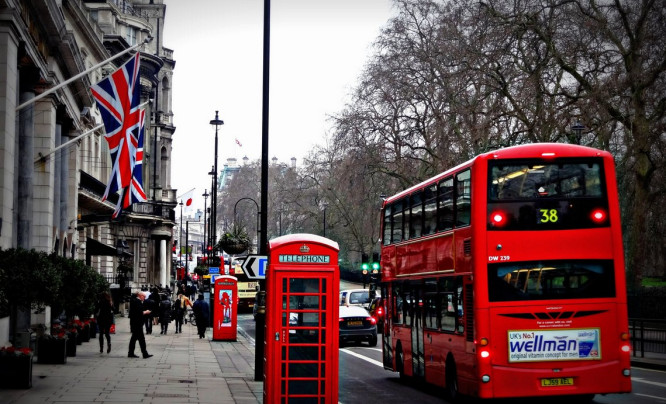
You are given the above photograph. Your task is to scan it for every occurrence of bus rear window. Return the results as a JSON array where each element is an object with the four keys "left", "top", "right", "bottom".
[
  {"left": 488, "top": 159, "right": 609, "bottom": 230},
  {"left": 488, "top": 260, "right": 616, "bottom": 302}
]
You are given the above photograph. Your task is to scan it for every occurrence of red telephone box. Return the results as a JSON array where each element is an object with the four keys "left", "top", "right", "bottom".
[
  {"left": 213, "top": 275, "right": 237, "bottom": 341},
  {"left": 264, "top": 234, "right": 340, "bottom": 404}
]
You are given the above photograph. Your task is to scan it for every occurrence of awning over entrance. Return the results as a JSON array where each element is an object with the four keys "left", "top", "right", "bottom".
[{"left": 85, "top": 237, "right": 133, "bottom": 266}]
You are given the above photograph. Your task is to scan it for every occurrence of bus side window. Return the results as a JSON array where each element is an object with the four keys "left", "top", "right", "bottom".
[
  {"left": 438, "top": 177, "right": 454, "bottom": 231},
  {"left": 456, "top": 284, "right": 465, "bottom": 334},
  {"left": 393, "top": 288, "right": 404, "bottom": 325},
  {"left": 440, "top": 293, "right": 456, "bottom": 332},
  {"left": 423, "top": 184, "right": 437, "bottom": 236},
  {"left": 410, "top": 191, "right": 424, "bottom": 239},
  {"left": 392, "top": 200, "right": 404, "bottom": 243},
  {"left": 455, "top": 170, "right": 471, "bottom": 227}
]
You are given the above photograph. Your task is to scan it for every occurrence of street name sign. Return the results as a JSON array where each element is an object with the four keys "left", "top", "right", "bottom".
[{"left": 242, "top": 255, "right": 268, "bottom": 279}]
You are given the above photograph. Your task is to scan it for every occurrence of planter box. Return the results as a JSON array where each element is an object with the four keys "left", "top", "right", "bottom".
[
  {"left": 66, "top": 334, "right": 77, "bottom": 357},
  {"left": 37, "top": 337, "right": 67, "bottom": 364},
  {"left": 0, "top": 355, "right": 33, "bottom": 389},
  {"left": 80, "top": 325, "right": 90, "bottom": 342}
]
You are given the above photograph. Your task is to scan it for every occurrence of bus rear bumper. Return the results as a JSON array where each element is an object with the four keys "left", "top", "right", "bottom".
[{"left": 477, "top": 360, "right": 632, "bottom": 398}]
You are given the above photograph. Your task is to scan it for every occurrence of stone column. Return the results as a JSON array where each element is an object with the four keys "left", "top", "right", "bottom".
[
  {"left": 32, "top": 97, "right": 56, "bottom": 252},
  {"left": 0, "top": 28, "right": 19, "bottom": 250},
  {"left": 160, "top": 239, "right": 167, "bottom": 288}
]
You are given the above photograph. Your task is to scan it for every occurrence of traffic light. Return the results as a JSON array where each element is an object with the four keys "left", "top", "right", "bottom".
[
  {"left": 371, "top": 252, "right": 380, "bottom": 283},
  {"left": 360, "top": 253, "right": 369, "bottom": 273}
]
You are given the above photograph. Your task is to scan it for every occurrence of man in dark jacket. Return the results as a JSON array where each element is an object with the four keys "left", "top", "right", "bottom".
[
  {"left": 128, "top": 291, "right": 153, "bottom": 358},
  {"left": 143, "top": 292, "right": 156, "bottom": 335},
  {"left": 192, "top": 294, "right": 210, "bottom": 339}
]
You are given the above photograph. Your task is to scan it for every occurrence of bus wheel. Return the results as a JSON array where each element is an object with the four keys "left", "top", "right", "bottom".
[{"left": 445, "top": 357, "right": 459, "bottom": 402}]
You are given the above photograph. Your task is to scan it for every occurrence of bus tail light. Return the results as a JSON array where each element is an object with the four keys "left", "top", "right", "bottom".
[
  {"left": 367, "top": 316, "right": 377, "bottom": 325},
  {"left": 590, "top": 208, "right": 607, "bottom": 224},
  {"left": 477, "top": 337, "right": 490, "bottom": 359},
  {"left": 489, "top": 211, "right": 508, "bottom": 227},
  {"left": 620, "top": 332, "right": 631, "bottom": 353}
]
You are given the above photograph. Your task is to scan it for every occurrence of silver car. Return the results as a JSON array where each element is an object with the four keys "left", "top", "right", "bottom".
[{"left": 339, "top": 305, "right": 378, "bottom": 347}]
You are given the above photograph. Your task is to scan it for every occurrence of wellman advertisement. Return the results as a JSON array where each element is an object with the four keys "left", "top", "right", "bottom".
[{"left": 508, "top": 328, "right": 601, "bottom": 362}]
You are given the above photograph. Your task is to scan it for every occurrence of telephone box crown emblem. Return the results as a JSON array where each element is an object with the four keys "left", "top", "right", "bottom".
[{"left": 299, "top": 244, "right": 310, "bottom": 253}]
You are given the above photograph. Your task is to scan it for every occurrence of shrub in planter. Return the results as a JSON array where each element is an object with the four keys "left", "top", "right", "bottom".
[
  {"left": 0, "top": 346, "right": 33, "bottom": 389},
  {"left": 218, "top": 223, "right": 251, "bottom": 254},
  {"left": 37, "top": 334, "right": 67, "bottom": 364}
]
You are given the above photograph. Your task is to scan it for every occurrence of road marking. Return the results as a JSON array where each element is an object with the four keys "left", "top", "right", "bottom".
[
  {"left": 340, "top": 348, "right": 383, "bottom": 367},
  {"left": 632, "top": 377, "right": 666, "bottom": 388},
  {"left": 635, "top": 393, "right": 666, "bottom": 402}
]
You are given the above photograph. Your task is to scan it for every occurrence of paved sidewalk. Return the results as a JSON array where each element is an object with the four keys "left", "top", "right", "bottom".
[{"left": 2, "top": 315, "right": 263, "bottom": 404}]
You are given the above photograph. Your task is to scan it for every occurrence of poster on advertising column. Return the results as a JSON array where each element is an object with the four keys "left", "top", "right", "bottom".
[
  {"left": 508, "top": 328, "right": 601, "bottom": 362},
  {"left": 218, "top": 289, "right": 233, "bottom": 327}
]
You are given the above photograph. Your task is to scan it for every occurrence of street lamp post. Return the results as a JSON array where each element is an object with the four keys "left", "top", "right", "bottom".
[
  {"left": 210, "top": 112, "right": 224, "bottom": 258},
  {"left": 571, "top": 121, "right": 585, "bottom": 144},
  {"left": 234, "top": 197, "right": 260, "bottom": 251},
  {"left": 202, "top": 189, "right": 209, "bottom": 258},
  {"left": 179, "top": 200, "right": 183, "bottom": 270},
  {"left": 322, "top": 202, "right": 328, "bottom": 238}
]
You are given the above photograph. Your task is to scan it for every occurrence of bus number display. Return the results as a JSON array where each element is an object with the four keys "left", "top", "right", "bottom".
[{"left": 538, "top": 208, "right": 559, "bottom": 224}]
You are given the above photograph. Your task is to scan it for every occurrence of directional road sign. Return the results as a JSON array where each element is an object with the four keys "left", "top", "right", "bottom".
[
  {"left": 241, "top": 255, "right": 268, "bottom": 279},
  {"left": 208, "top": 267, "right": 219, "bottom": 274}
]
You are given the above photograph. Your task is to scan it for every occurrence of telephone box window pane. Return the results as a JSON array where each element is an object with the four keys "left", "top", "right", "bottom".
[
  {"left": 321, "top": 312, "right": 326, "bottom": 326},
  {"left": 289, "top": 380, "right": 318, "bottom": 395},
  {"left": 302, "top": 295, "right": 320, "bottom": 309},
  {"left": 288, "top": 363, "right": 319, "bottom": 377},
  {"left": 289, "top": 278, "right": 320, "bottom": 293},
  {"left": 289, "top": 329, "right": 319, "bottom": 344},
  {"left": 320, "top": 363, "right": 325, "bottom": 377},
  {"left": 287, "top": 397, "right": 318, "bottom": 404},
  {"left": 282, "top": 296, "right": 288, "bottom": 309},
  {"left": 283, "top": 278, "right": 287, "bottom": 292},
  {"left": 320, "top": 380, "right": 325, "bottom": 394},
  {"left": 322, "top": 278, "right": 326, "bottom": 291},
  {"left": 289, "top": 346, "right": 318, "bottom": 361},
  {"left": 322, "top": 295, "right": 326, "bottom": 309},
  {"left": 281, "top": 363, "right": 286, "bottom": 375},
  {"left": 301, "top": 312, "right": 319, "bottom": 326},
  {"left": 320, "top": 346, "right": 325, "bottom": 359},
  {"left": 282, "top": 312, "right": 287, "bottom": 327},
  {"left": 321, "top": 330, "right": 326, "bottom": 343},
  {"left": 282, "top": 346, "right": 287, "bottom": 360}
]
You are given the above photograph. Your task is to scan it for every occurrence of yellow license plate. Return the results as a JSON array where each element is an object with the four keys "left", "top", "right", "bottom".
[
  {"left": 540, "top": 377, "right": 574, "bottom": 387},
  {"left": 347, "top": 321, "right": 363, "bottom": 327}
]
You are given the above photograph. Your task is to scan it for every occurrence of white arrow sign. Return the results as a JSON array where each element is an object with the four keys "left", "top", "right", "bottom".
[{"left": 241, "top": 255, "right": 268, "bottom": 279}]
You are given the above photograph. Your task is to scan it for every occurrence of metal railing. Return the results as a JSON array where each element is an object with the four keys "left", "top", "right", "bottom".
[{"left": 629, "top": 318, "right": 666, "bottom": 358}]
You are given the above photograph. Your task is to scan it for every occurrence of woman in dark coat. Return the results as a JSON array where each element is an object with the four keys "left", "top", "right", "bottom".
[
  {"left": 96, "top": 291, "right": 114, "bottom": 353},
  {"left": 158, "top": 294, "right": 172, "bottom": 334}
]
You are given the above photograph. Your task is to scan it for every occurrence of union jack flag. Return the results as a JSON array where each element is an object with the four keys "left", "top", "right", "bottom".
[
  {"left": 91, "top": 53, "right": 144, "bottom": 218},
  {"left": 112, "top": 109, "right": 147, "bottom": 218}
]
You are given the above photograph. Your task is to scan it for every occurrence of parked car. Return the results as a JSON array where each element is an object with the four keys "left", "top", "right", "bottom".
[
  {"left": 368, "top": 297, "right": 385, "bottom": 332},
  {"left": 338, "top": 305, "right": 377, "bottom": 347},
  {"left": 339, "top": 288, "right": 380, "bottom": 309}
]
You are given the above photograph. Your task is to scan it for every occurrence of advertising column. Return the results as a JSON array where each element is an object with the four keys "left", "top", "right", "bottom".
[{"left": 213, "top": 275, "right": 237, "bottom": 341}]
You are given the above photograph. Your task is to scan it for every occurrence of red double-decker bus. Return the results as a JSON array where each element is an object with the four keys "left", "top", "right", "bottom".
[{"left": 379, "top": 143, "right": 631, "bottom": 401}]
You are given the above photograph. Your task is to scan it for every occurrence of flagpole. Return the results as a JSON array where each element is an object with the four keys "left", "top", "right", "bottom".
[
  {"left": 16, "top": 36, "right": 153, "bottom": 112},
  {"left": 35, "top": 100, "right": 152, "bottom": 163}
]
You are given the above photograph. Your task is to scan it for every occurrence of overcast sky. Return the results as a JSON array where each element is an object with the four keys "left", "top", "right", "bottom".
[{"left": 162, "top": 0, "right": 394, "bottom": 211}]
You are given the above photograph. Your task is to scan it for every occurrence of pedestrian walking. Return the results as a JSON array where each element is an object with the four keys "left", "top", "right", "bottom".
[
  {"left": 173, "top": 292, "right": 192, "bottom": 333},
  {"left": 192, "top": 294, "right": 210, "bottom": 339},
  {"left": 95, "top": 291, "right": 114, "bottom": 354},
  {"left": 149, "top": 287, "right": 160, "bottom": 327},
  {"left": 159, "top": 293, "right": 173, "bottom": 334},
  {"left": 128, "top": 291, "right": 153, "bottom": 359},
  {"left": 143, "top": 291, "right": 156, "bottom": 334}
]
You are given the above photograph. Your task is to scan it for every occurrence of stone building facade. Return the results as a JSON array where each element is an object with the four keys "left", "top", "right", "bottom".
[{"left": 0, "top": 0, "right": 178, "bottom": 342}]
